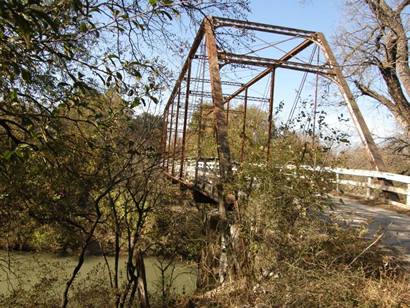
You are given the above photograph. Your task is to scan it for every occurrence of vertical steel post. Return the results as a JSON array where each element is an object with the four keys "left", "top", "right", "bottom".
[
  {"left": 240, "top": 88, "right": 248, "bottom": 163},
  {"left": 161, "top": 106, "right": 169, "bottom": 168},
  {"left": 204, "top": 17, "right": 233, "bottom": 185},
  {"left": 204, "top": 18, "right": 233, "bottom": 285},
  {"left": 266, "top": 69, "right": 275, "bottom": 161},
  {"left": 195, "top": 104, "right": 203, "bottom": 183},
  {"left": 171, "top": 87, "right": 181, "bottom": 176},
  {"left": 226, "top": 101, "right": 230, "bottom": 126},
  {"left": 161, "top": 21, "right": 203, "bottom": 176},
  {"left": 179, "top": 62, "right": 192, "bottom": 178},
  {"left": 312, "top": 48, "right": 320, "bottom": 145},
  {"left": 166, "top": 97, "right": 175, "bottom": 172}
]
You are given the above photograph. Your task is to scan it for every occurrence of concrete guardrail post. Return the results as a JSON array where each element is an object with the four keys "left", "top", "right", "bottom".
[
  {"left": 366, "top": 177, "right": 373, "bottom": 200},
  {"left": 336, "top": 173, "right": 340, "bottom": 194}
]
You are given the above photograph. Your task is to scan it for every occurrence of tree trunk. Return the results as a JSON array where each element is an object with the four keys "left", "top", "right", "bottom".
[
  {"left": 341, "top": 1, "right": 410, "bottom": 134},
  {"left": 136, "top": 250, "right": 150, "bottom": 308}
]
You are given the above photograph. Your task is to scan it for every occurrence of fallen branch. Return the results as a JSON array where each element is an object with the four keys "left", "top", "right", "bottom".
[{"left": 349, "top": 232, "right": 385, "bottom": 267}]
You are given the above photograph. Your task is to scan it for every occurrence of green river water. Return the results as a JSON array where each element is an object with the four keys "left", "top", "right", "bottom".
[{"left": 0, "top": 251, "right": 197, "bottom": 297}]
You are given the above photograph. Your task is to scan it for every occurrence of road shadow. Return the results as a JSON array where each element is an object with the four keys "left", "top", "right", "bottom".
[{"left": 329, "top": 197, "right": 410, "bottom": 263}]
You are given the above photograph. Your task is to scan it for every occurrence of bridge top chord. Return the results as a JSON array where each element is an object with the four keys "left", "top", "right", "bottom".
[{"left": 162, "top": 16, "right": 393, "bottom": 204}]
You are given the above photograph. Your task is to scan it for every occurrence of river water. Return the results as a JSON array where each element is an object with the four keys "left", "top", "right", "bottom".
[{"left": 0, "top": 251, "right": 197, "bottom": 297}]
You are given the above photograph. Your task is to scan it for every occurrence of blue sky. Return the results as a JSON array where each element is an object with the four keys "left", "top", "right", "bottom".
[
  {"left": 249, "top": 0, "right": 340, "bottom": 35},
  {"left": 156, "top": 0, "right": 400, "bottom": 149},
  {"left": 246, "top": 0, "right": 400, "bottom": 146}
]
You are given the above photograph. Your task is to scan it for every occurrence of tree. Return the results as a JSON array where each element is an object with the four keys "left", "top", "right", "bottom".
[
  {"left": 336, "top": 0, "right": 410, "bottom": 133},
  {"left": 0, "top": 89, "right": 165, "bottom": 306},
  {"left": 187, "top": 104, "right": 271, "bottom": 161},
  {"left": 0, "top": 0, "right": 249, "bottom": 157},
  {"left": 0, "top": 1, "right": 251, "bottom": 306}
]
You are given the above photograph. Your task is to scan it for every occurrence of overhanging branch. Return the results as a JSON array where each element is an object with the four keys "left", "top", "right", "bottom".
[{"left": 354, "top": 80, "right": 395, "bottom": 110}]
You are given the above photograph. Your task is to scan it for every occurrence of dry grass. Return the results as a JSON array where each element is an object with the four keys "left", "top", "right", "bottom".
[{"left": 186, "top": 213, "right": 410, "bottom": 307}]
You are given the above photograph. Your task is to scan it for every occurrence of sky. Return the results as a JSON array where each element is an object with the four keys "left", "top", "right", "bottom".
[
  {"left": 156, "top": 0, "right": 402, "bottom": 150},
  {"left": 246, "top": 0, "right": 400, "bottom": 146},
  {"left": 249, "top": 0, "right": 340, "bottom": 33}
]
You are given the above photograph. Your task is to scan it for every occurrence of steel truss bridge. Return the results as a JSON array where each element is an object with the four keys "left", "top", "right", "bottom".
[{"left": 161, "top": 16, "right": 410, "bottom": 208}]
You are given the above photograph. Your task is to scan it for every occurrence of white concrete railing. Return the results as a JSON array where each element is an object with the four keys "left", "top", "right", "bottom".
[
  {"left": 171, "top": 159, "right": 410, "bottom": 208},
  {"left": 333, "top": 167, "right": 410, "bottom": 208},
  {"left": 287, "top": 165, "right": 410, "bottom": 207}
]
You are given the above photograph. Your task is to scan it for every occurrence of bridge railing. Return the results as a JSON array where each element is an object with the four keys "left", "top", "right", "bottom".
[
  {"left": 332, "top": 167, "right": 410, "bottom": 208},
  {"left": 285, "top": 165, "right": 410, "bottom": 207},
  {"left": 167, "top": 159, "right": 410, "bottom": 208}
]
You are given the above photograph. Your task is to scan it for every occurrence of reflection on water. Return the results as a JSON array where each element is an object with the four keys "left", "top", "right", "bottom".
[{"left": 0, "top": 251, "right": 196, "bottom": 296}]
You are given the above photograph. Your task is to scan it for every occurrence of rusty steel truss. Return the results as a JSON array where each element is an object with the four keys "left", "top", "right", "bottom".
[{"left": 161, "top": 16, "right": 387, "bottom": 197}]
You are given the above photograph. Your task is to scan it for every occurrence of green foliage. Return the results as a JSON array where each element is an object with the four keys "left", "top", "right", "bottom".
[
  {"left": 199, "top": 134, "right": 410, "bottom": 307},
  {"left": 0, "top": 0, "right": 251, "bottom": 306},
  {"left": 0, "top": 90, "right": 162, "bottom": 252},
  {"left": 187, "top": 104, "right": 273, "bottom": 160},
  {"left": 0, "top": 0, "right": 249, "bottom": 155},
  {"left": 234, "top": 137, "right": 335, "bottom": 273},
  {"left": 187, "top": 100, "right": 348, "bottom": 166},
  {"left": 149, "top": 188, "right": 205, "bottom": 261}
]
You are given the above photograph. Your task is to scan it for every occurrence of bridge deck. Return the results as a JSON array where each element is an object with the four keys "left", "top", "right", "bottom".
[
  {"left": 166, "top": 159, "right": 410, "bottom": 265},
  {"left": 331, "top": 196, "right": 410, "bottom": 265}
]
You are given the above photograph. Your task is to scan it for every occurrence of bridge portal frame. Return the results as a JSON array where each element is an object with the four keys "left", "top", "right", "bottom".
[{"left": 162, "top": 16, "right": 389, "bottom": 201}]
